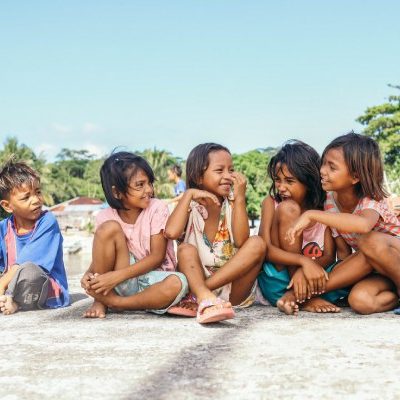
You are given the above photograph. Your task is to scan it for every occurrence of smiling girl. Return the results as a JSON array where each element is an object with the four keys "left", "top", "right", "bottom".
[
  {"left": 287, "top": 133, "right": 400, "bottom": 314},
  {"left": 257, "top": 140, "right": 349, "bottom": 315},
  {"left": 165, "top": 143, "right": 265, "bottom": 323},
  {"left": 81, "top": 151, "right": 188, "bottom": 318}
]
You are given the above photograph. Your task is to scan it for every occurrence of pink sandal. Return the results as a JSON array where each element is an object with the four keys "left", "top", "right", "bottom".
[
  {"left": 167, "top": 293, "right": 198, "bottom": 317},
  {"left": 196, "top": 298, "right": 235, "bottom": 324}
]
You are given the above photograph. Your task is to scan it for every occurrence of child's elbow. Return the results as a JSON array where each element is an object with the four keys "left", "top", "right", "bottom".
[
  {"left": 164, "top": 227, "right": 179, "bottom": 241},
  {"left": 358, "top": 222, "right": 374, "bottom": 235}
]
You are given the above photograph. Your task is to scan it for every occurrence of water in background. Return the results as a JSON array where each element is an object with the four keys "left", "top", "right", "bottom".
[{"left": 64, "top": 252, "right": 92, "bottom": 276}]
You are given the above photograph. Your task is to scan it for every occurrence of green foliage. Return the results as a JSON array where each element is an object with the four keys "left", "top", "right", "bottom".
[
  {"left": 357, "top": 84, "right": 400, "bottom": 193},
  {"left": 233, "top": 148, "right": 275, "bottom": 221},
  {"left": 138, "top": 148, "right": 182, "bottom": 199},
  {"left": 0, "top": 137, "right": 276, "bottom": 221}
]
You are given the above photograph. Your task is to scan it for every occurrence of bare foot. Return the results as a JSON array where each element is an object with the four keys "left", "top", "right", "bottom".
[
  {"left": 0, "top": 295, "right": 20, "bottom": 315},
  {"left": 197, "top": 296, "right": 235, "bottom": 323},
  {"left": 83, "top": 300, "right": 107, "bottom": 318},
  {"left": 199, "top": 296, "right": 232, "bottom": 315},
  {"left": 277, "top": 292, "right": 299, "bottom": 316},
  {"left": 301, "top": 297, "right": 341, "bottom": 313}
]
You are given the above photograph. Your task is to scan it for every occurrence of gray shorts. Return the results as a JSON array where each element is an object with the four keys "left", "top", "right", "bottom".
[
  {"left": 5, "top": 262, "right": 49, "bottom": 310},
  {"left": 114, "top": 270, "right": 189, "bottom": 315}
]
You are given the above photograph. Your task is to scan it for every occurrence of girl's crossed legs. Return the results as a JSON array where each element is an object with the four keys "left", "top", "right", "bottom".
[
  {"left": 83, "top": 221, "right": 184, "bottom": 318},
  {"left": 177, "top": 236, "right": 265, "bottom": 312}
]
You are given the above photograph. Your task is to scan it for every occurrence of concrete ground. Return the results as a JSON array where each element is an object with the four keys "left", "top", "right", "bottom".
[{"left": 1, "top": 272, "right": 400, "bottom": 400}]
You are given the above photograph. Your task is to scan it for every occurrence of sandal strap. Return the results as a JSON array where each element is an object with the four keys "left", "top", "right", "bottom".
[{"left": 198, "top": 297, "right": 225, "bottom": 315}]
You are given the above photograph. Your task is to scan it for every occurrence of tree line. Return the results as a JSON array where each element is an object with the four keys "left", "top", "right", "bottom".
[{"left": 1, "top": 84, "right": 399, "bottom": 221}]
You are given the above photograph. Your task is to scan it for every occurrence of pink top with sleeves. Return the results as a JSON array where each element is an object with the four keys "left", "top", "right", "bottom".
[
  {"left": 324, "top": 191, "right": 400, "bottom": 250},
  {"left": 95, "top": 198, "right": 176, "bottom": 271}
]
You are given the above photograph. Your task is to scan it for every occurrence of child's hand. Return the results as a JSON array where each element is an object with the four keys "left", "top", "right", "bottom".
[
  {"left": 300, "top": 257, "right": 329, "bottom": 295},
  {"left": 88, "top": 271, "right": 121, "bottom": 295},
  {"left": 286, "top": 212, "right": 312, "bottom": 245},
  {"left": 81, "top": 271, "right": 95, "bottom": 290},
  {"left": 287, "top": 268, "right": 311, "bottom": 303},
  {"left": 190, "top": 189, "right": 220, "bottom": 206},
  {"left": 231, "top": 172, "right": 247, "bottom": 200}
]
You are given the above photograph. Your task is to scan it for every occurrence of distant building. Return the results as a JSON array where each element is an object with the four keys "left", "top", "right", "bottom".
[{"left": 50, "top": 197, "right": 104, "bottom": 231}]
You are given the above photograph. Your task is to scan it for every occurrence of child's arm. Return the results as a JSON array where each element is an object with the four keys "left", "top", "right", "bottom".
[
  {"left": 259, "top": 196, "right": 309, "bottom": 267},
  {"left": 165, "top": 189, "right": 220, "bottom": 240},
  {"left": 231, "top": 172, "right": 250, "bottom": 247},
  {"left": 259, "top": 197, "right": 328, "bottom": 300},
  {"left": 335, "top": 236, "right": 352, "bottom": 260},
  {"left": 287, "top": 209, "right": 380, "bottom": 245},
  {"left": 315, "top": 227, "right": 336, "bottom": 269},
  {"left": 88, "top": 232, "right": 169, "bottom": 295},
  {"left": 0, "top": 265, "right": 19, "bottom": 295}
]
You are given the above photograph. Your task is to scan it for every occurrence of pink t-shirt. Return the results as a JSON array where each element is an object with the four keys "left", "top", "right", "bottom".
[
  {"left": 324, "top": 191, "right": 400, "bottom": 250},
  {"left": 95, "top": 198, "right": 176, "bottom": 271}
]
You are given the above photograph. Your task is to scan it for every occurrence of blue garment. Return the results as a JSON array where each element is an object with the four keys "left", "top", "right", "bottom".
[
  {"left": 0, "top": 212, "right": 69, "bottom": 308},
  {"left": 174, "top": 179, "right": 186, "bottom": 196},
  {"left": 257, "top": 261, "right": 350, "bottom": 306}
]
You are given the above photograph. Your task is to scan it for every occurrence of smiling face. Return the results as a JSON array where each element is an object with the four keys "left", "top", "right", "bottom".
[
  {"left": 0, "top": 180, "right": 43, "bottom": 228},
  {"left": 114, "top": 168, "right": 154, "bottom": 210},
  {"left": 199, "top": 150, "right": 234, "bottom": 198},
  {"left": 320, "top": 147, "right": 359, "bottom": 192},
  {"left": 273, "top": 163, "right": 307, "bottom": 206}
]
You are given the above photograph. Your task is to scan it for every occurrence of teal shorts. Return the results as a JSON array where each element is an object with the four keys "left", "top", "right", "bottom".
[
  {"left": 257, "top": 261, "right": 350, "bottom": 306},
  {"left": 114, "top": 254, "right": 189, "bottom": 314}
]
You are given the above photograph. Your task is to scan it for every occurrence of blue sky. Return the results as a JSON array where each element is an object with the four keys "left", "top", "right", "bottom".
[{"left": 1, "top": 1, "right": 399, "bottom": 161}]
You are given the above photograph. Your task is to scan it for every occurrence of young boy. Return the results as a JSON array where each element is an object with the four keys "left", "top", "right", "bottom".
[{"left": 0, "top": 160, "right": 69, "bottom": 315}]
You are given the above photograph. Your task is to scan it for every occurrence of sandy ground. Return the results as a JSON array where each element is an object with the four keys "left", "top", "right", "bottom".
[{"left": 1, "top": 239, "right": 400, "bottom": 399}]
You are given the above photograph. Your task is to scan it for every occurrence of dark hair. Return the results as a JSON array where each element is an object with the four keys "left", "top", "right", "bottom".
[
  {"left": 0, "top": 160, "right": 40, "bottom": 200},
  {"left": 186, "top": 143, "right": 230, "bottom": 189},
  {"left": 170, "top": 164, "right": 182, "bottom": 177},
  {"left": 268, "top": 140, "right": 325, "bottom": 210},
  {"left": 100, "top": 151, "right": 155, "bottom": 210},
  {"left": 322, "top": 132, "right": 387, "bottom": 200}
]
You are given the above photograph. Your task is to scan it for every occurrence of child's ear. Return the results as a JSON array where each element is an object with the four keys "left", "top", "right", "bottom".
[
  {"left": 351, "top": 175, "right": 360, "bottom": 185},
  {"left": 111, "top": 186, "right": 122, "bottom": 199},
  {"left": 0, "top": 199, "right": 12, "bottom": 214}
]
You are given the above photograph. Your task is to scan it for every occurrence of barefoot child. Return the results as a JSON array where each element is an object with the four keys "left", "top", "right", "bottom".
[
  {"left": 165, "top": 143, "right": 265, "bottom": 323},
  {"left": 0, "top": 161, "right": 69, "bottom": 315},
  {"left": 257, "top": 140, "right": 349, "bottom": 315},
  {"left": 287, "top": 133, "right": 400, "bottom": 314},
  {"left": 81, "top": 151, "right": 188, "bottom": 318}
]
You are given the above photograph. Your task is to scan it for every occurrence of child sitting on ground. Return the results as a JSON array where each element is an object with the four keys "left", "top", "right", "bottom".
[
  {"left": 287, "top": 132, "right": 400, "bottom": 314},
  {"left": 258, "top": 140, "right": 349, "bottom": 315},
  {"left": 165, "top": 143, "right": 265, "bottom": 323},
  {"left": 81, "top": 151, "right": 188, "bottom": 318},
  {"left": 0, "top": 160, "right": 69, "bottom": 315}
]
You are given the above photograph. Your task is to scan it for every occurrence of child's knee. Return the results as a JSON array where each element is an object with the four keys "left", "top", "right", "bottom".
[
  {"left": 162, "top": 275, "right": 183, "bottom": 297},
  {"left": 177, "top": 243, "right": 198, "bottom": 259},
  {"left": 348, "top": 289, "right": 376, "bottom": 315},
  {"left": 95, "top": 220, "right": 124, "bottom": 240},
  {"left": 10, "top": 263, "right": 48, "bottom": 310},
  {"left": 276, "top": 200, "right": 301, "bottom": 222},
  {"left": 246, "top": 236, "right": 266, "bottom": 262},
  {"left": 357, "top": 232, "right": 384, "bottom": 257}
]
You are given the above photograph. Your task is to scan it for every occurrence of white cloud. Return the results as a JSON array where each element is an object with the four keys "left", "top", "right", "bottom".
[
  {"left": 82, "top": 122, "right": 103, "bottom": 135},
  {"left": 82, "top": 143, "right": 108, "bottom": 158},
  {"left": 34, "top": 143, "right": 59, "bottom": 161},
  {"left": 51, "top": 123, "right": 71, "bottom": 135}
]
